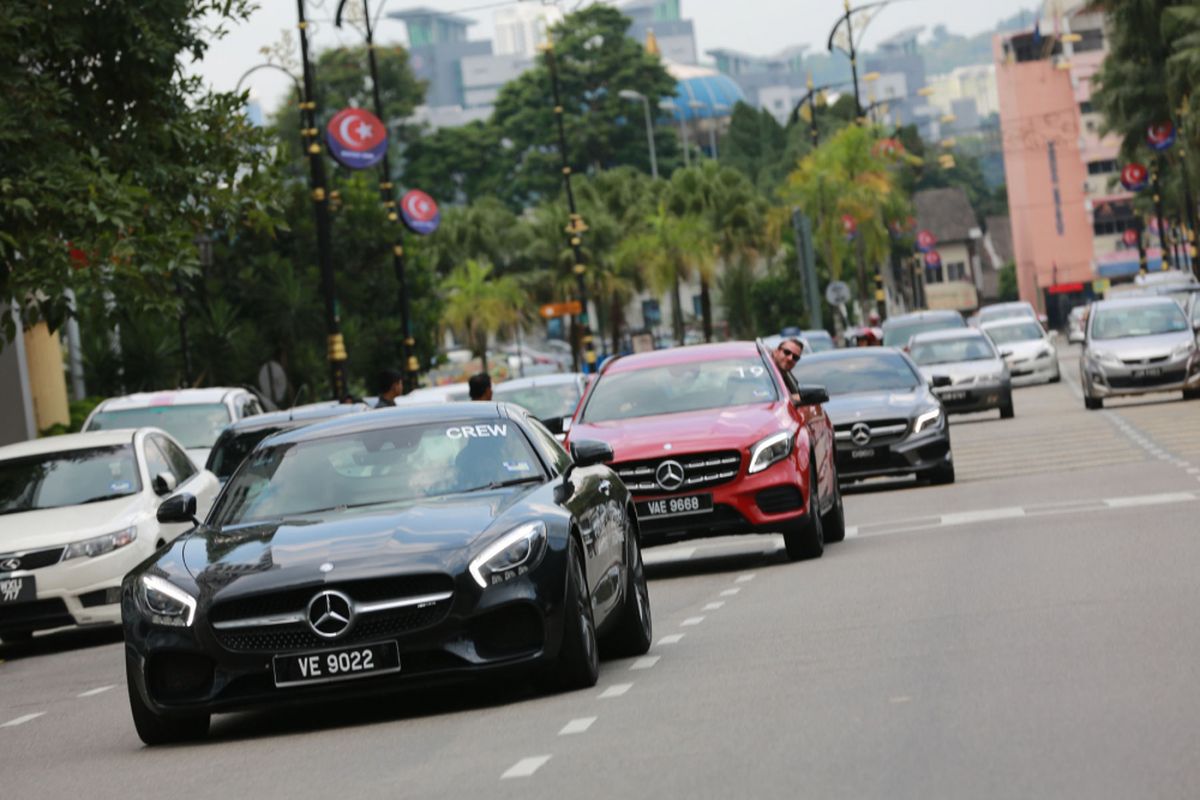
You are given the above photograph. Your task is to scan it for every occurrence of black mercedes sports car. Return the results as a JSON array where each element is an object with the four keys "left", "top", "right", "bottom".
[{"left": 122, "top": 403, "right": 652, "bottom": 745}]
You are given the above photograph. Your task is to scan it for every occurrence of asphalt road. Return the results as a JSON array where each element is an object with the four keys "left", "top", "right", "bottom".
[{"left": 3, "top": 346, "right": 1199, "bottom": 799}]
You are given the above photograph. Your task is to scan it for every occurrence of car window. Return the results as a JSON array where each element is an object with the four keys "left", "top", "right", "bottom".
[
  {"left": 882, "top": 317, "right": 965, "bottom": 347},
  {"left": 143, "top": 438, "right": 174, "bottom": 481},
  {"left": 792, "top": 353, "right": 922, "bottom": 395},
  {"left": 910, "top": 336, "right": 997, "bottom": 365},
  {"left": 984, "top": 321, "right": 1045, "bottom": 344},
  {"left": 582, "top": 357, "right": 779, "bottom": 423},
  {"left": 154, "top": 435, "right": 197, "bottom": 482},
  {"left": 1090, "top": 303, "right": 1190, "bottom": 340},
  {"left": 208, "top": 427, "right": 281, "bottom": 481},
  {"left": 241, "top": 397, "right": 264, "bottom": 417},
  {"left": 492, "top": 382, "right": 582, "bottom": 422},
  {"left": 87, "top": 404, "right": 232, "bottom": 449},
  {"left": 0, "top": 445, "right": 141, "bottom": 513},
  {"left": 524, "top": 416, "right": 572, "bottom": 474}
]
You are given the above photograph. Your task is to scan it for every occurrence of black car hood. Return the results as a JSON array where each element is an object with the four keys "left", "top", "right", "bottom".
[
  {"left": 182, "top": 489, "right": 528, "bottom": 595},
  {"left": 822, "top": 389, "right": 930, "bottom": 424}
]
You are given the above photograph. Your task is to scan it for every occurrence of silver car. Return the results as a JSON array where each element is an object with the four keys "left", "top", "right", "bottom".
[
  {"left": 909, "top": 329, "right": 1014, "bottom": 418},
  {"left": 1080, "top": 296, "right": 1200, "bottom": 409},
  {"left": 982, "top": 318, "right": 1062, "bottom": 386}
]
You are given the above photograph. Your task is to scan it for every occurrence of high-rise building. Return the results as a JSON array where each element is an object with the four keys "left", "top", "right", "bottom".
[
  {"left": 706, "top": 46, "right": 809, "bottom": 123},
  {"left": 494, "top": 3, "right": 563, "bottom": 58},
  {"left": 621, "top": 0, "right": 697, "bottom": 64}
]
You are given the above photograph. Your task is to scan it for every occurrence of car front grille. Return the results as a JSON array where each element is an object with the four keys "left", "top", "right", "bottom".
[
  {"left": 834, "top": 418, "right": 910, "bottom": 447},
  {"left": 613, "top": 450, "right": 742, "bottom": 495},
  {"left": 212, "top": 603, "right": 450, "bottom": 653},
  {"left": 0, "top": 547, "right": 65, "bottom": 573},
  {"left": 208, "top": 574, "right": 453, "bottom": 624},
  {"left": 1121, "top": 355, "right": 1170, "bottom": 366},
  {"left": 1107, "top": 369, "right": 1187, "bottom": 389}
]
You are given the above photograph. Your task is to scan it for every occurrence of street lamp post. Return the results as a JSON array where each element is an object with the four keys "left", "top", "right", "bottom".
[
  {"left": 541, "top": 41, "right": 593, "bottom": 374},
  {"left": 787, "top": 78, "right": 852, "bottom": 147},
  {"left": 827, "top": 0, "right": 902, "bottom": 124},
  {"left": 335, "top": 0, "right": 419, "bottom": 392},
  {"left": 296, "top": 0, "right": 348, "bottom": 399},
  {"left": 619, "top": 89, "right": 659, "bottom": 180},
  {"left": 661, "top": 99, "right": 691, "bottom": 167}
]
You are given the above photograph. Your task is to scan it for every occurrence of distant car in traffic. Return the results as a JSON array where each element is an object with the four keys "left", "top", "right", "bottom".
[
  {"left": 492, "top": 373, "right": 587, "bottom": 439},
  {"left": 973, "top": 301, "right": 1042, "bottom": 330},
  {"left": 123, "top": 403, "right": 652, "bottom": 744},
  {"left": 881, "top": 310, "right": 966, "bottom": 350},
  {"left": 0, "top": 429, "right": 218, "bottom": 644},
  {"left": 84, "top": 388, "right": 265, "bottom": 467},
  {"left": 1067, "top": 305, "right": 1088, "bottom": 344},
  {"left": 791, "top": 348, "right": 955, "bottom": 485},
  {"left": 205, "top": 401, "right": 370, "bottom": 485},
  {"left": 909, "top": 329, "right": 1014, "bottom": 418},
  {"left": 567, "top": 342, "right": 843, "bottom": 561},
  {"left": 1080, "top": 296, "right": 1200, "bottom": 409},
  {"left": 981, "top": 318, "right": 1061, "bottom": 385},
  {"left": 766, "top": 330, "right": 836, "bottom": 354}
]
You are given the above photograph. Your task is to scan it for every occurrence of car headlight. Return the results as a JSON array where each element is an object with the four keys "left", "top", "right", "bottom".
[
  {"left": 1036, "top": 347, "right": 1054, "bottom": 360},
  {"left": 747, "top": 431, "right": 794, "bottom": 475},
  {"left": 469, "top": 521, "right": 548, "bottom": 589},
  {"left": 1170, "top": 342, "right": 1196, "bottom": 360},
  {"left": 913, "top": 408, "right": 944, "bottom": 434},
  {"left": 139, "top": 574, "right": 197, "bottom": 627},
  {"left": 1090, "top": 350, "right": 1121, "bottom": 367},
  {"left": 63, "top": 526, "right": 137, "bottom": 560}
]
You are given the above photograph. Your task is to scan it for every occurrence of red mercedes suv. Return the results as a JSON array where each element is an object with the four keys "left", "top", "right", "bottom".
[{"left": 566, "top": 341, "right": 842, "bottom": 560}]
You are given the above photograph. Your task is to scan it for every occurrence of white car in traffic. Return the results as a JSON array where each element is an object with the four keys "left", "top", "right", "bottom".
[
  {"left": 981, "top": 318, "right": 1062, "bottom": 385},
  {"left": 0, "top": 429, "right": 218, "bottom": 643}
]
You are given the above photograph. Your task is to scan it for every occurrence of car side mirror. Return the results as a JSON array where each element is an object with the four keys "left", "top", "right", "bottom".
[
  {"left": 152, "top": 471, "right": 178, "bottom": 497},
  {"left": 999, "top": 349, "right": 1014, "bottom": 358},
  {"left": 794, "top": 385, "right": 829, "bottom": 406},
  {"left": 931, "top": 375, "right": 953, "bottom": 388},
  {"left": 157, "top": 492, "right": 198, "bottom": 526},
  {"left": 543, "top": 416, "right": 565, "bottom": 436},
  {"left": 570, "top": 439, "right": 614, "bottom": 468}
]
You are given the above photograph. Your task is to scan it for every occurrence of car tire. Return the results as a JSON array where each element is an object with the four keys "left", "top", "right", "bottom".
[
  {"left": 1000, "top": 396, "right": 1015, "bottom": 419},
  {"left": 1049, "top": 369, "right": 1062, "bottom": 384},
  {"left": 929, "top": 461, "right": 956, "bottom": 485},
  {"left": 820, "top": 477, "right": 846, "bottom": 544},
  {"left": 1184, "top": 388, "right": 1200, "bottom": 401},
  {"left": 126, "top": 669, "right": 209, "bottom": 746},
  {"left": 783, "top": 461, "right": 825, "bottom": 561},
  {"left": 604, "top": 515, "right": 653, "bottom": 657},
  {"left": 1084, "top": 396, "right": 1103, "bottom": 410},
  {"left": 0, "top": 631, "right": 33, "bottom": 644},
  {"left": 543, "top": 539, "right": 599, "bottom": 692}
]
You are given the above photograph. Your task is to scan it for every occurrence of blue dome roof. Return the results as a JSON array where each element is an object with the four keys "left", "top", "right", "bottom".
[{"left": 664, "top": 74, "right": 746, "bottom": 121}]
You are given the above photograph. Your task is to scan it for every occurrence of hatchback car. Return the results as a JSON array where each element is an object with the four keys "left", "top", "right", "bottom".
[
  {"left": 881, "top": 310, "right": 966, "bottom": 349},
  {"left": 791, "top": 349, "right": 955, "bottom": 485},
  {"left": 0, "top": 429, "right": 218, "bottom": 643},
  {"left": 909, "top": 329, "right": 1013, "bottom": 418},
  {"left": 566, "top": 342, "right": 842, "bottom": 561},
  {"left": 973, "top": 301, "right": 1042, "bottom": 329},
  {"left": 84, "top": 388, "right": 266, "bottom": 467},
  {"left": 1080, "top": 297, "right": 1200, "bottom": 409},
  {"left": 981, "top": 318, "right": 1061, "bottom": 385}
]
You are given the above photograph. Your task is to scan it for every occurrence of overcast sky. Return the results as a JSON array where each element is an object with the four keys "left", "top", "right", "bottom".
[{"left": 195, "top": 0, "right": 1038, "bottom": 116}]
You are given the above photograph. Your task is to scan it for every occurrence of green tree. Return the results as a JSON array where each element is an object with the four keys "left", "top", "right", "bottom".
[
  {"left": 401, "top": 121, "right": 510, "bottom": 205},
  {"left": 0, "top": 0, "right": 282, "bottom": 342},
  {"left": 440, "top": 260, "right": 528, "bottom": 373}
]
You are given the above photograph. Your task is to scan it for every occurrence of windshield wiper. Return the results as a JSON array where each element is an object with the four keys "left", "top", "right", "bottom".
[
  {"left": 80, "top": 493, "right": 132, "bottom": 504},
  {"left": 462, "top": 476, "right": 544, "bottom": 493}
]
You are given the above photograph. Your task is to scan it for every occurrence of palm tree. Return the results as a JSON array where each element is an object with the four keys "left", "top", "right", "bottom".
[
  {"left": 440, "top": 259, "right": 528, "bottom": 374},
  {"left": 616, "top": 204, "right": 714, "bottom": 345}
]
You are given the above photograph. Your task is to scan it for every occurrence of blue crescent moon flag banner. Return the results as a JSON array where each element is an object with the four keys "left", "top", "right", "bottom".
[
  {"left": 1147, "top": 122, "right": 1176, "bottom": 152},
  {"left": 400, "top": 189, "right": 440, "bottom": 235},
  {"left": 1120, "top": 163, "right": 1149, "bottom": 192},
  {"left": 326, "top": 107, "right": 388, "bottom": 170}
]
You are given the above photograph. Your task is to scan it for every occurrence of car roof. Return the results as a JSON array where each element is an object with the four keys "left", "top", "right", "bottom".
[
  {"left": 980, "top": 317, "right": 1044, "bottom": 329},
  {"left": 602, "top": 342, "right": 762, "bottom": 375},
  {"left": 882, "top": 310, "right": 963, "bottom": 326},
  {"left": 909, "top": 328, "right": 990, "bottom": 343},
  {"left": 0, "top": 429, "right": 140, "bottom": 460},
  {"left": 94, "top": 387, "right": 245, "bottom": 411},
  {"left": 979, "top": 301, "right": 1034, "bottom": 312},
  {"left": 217, "top": 402, "right": 367, "bottom": 435},
  {"left": 493, "top": 373, "right": 584, "bottom": 391},
  {"left": 260, "top": 402, "right": 518, "bottom": 447},
  {"left": 792, "top": 346, "right": 910, "bottom": 365},
  {"left": 1091, "top": 296, "right": 1184, "bottom": 311}
]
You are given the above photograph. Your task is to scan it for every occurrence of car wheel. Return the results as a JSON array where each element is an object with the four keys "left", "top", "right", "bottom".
[
  {"left": 544, "top": 539, "right": 599, "bottom": 691},
  {"left": 1184, "top": 388, "right": 1200, "bottom": 401},
  {"left": 1084, "top": 396, "right": 1103, "bottom": 410},
  {"left": 783, "top": 461, "right": 825, "bottom": 561},
  {"left": 1000, "top": 397, "right": 1015, "bottom": 419},
  {"left": 820, "top": 477, "right": 846, "bottom": 545},
  {"left": 1049, "top": 368, "right": 1062, "bottom": 384},
  {"left": 604, "top": 515, "right": 653, "bottom": 657},
  {"left": 0, "top": 631, "right": 33, "bottom": 644},
  {"left": 929, "top": 461, "right": 956, "bottom": 485},
  {"left": 126, "top": 668, "right": 209, "bottom": 746}
]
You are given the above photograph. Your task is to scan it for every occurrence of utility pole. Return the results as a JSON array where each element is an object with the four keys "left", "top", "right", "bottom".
[
  {"left": 296, "top": 0, "right": 348, "bottom": 399},
  {"left": 1151, "top": 158, "right": 1173, "bottom": 270},
  {"left": 336, "top": 0, "right": 419, "bottom": 392}
]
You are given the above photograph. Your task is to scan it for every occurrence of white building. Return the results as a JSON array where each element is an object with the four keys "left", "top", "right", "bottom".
[{"left": 493, "top": 2, "right": 563, "bottom": 58}]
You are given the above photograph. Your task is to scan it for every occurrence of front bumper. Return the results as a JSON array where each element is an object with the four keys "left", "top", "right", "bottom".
[
  {"left": 1007, "top": 353, "right": 1059, "bottom": 386},
  {"left": 836, "top": 426, "right": 952, "bottom": 482},
  {"left": 1083, "top": 354, "right": 1200, "bottom": 398},
  {"left": 934, "top": 381, "right": 1010, "bottom": 414},
  {"left": 123, "top": 551, "right": 571, "bottom": 716}
]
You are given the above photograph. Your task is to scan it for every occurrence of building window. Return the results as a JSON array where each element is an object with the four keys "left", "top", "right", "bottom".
[
  {"left": 1079, "top": 100, "right": 1094, "bottom": 114},
  {"left": 947, "top": 262, "right": 967, "bottom": 282},
  {"left": 1087, "top": 159, "right": 1118, "bottom": 175},
  {"left": 1093, "top": 218, "right": 1136, "bottom": 236},
  {"left": 926, "top": 264, "right": 944, "bottom": 283}
]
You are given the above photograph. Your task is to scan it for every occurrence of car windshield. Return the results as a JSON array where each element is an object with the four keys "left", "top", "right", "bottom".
[
  {"left": 0, "top": 445, "right": 141, "bottom": 515},
  {"left": 581, "top": 358, "right": 778, "bottom": 423},
  {"left": 493, "top": 382, "right": 581, "bottom": 421},
  {"left": 984, "top": 322, "right": 1045, "bottom": 344},
  {"left": 909, "top": 336, "right": 997, "bottom": 365},
  {"left": 979, "top": 306, "right": 1033, "bottom": 324},
  {"left": 803, "top": 333, "right": 835, "bottom": 353},
  {"left": 88, "top": 404, "right": 231, "bottom": 449},
  {"left": 209, "top": 421, "right": 545, "bottom": 526},
  {"left": 1090, "top": 303, "right": 1190, "bottom": 340},
  {"left": 207, "top": 427, "right": 284, "bottom": 481},
  {"left": 882, "top": 317, "right": 964, "bottom": 347},
  {"left": 791, "top": 353, "right": 922, "bottom": 395}
]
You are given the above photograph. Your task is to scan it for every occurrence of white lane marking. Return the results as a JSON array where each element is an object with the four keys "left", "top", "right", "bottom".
[
  {"left": 630, "top": 656, "right": 660, "bottom": 670},
  {"left": 657, "top": 633, "right": 685, "bottom": 645},
  {"left": 1188, "top": 468, "right": 1200, "bottom": 475},
  {"left": 940, "top": 507, "right": 1025, "bottom": 526},
  {"left": 702, "top": 601, "right": 725, "bottom": 611},
  {"left": 845, "top": 525, "right": 859, "bottom": 538},
  {"left": 889, "top": 696, "right": 912, "bottom": 704},
  {"left": 2, "top": 712, "right": 44, "bottom": 728},
  {"left": 735, "top": 573, "right": 756, "bottom": 583},
  {"left": 559, "top": 717, "right": 596, "bottom": 735},
  {"left": 680, "top": 616, "right": 705, "bottom": 626},
  {"left": 77, "top": 685, "right": 115, "bottom": 698},
  {"left": 1104, "top": 492, "right": 1197, "bottom": 508},
  {"left": 502, "top": 756, "right": 552, "bottom": 779},
  {"left": 599, "top": 683, "right": 632, "bottom": 699},
  {"left": 719, "top": 588, "right": 741, "bottom": 597}
]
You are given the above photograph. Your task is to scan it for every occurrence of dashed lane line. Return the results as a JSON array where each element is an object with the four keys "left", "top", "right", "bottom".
[
  {"left": 629, "top": 656, "right": 660, "bottom": 671},
  {"left": 657, "top": 634, "right": 685, "bottom": 645},
  {"left": 501, "top": 756, "right": 552, "bottom": 779},
  {"left": 558, "top": 717, "right": 596, "bottom": 736},
  {"left": 598, "top": 683, "right": 632, "bottom": 699},
  {"left": 702, "top": 601, "right": 725, "bottom": 611},
  {"left": 2, "top": 712, "right": 44, "bottom": 728},
  {"left": 77, "top": 685, "right": 115, "bottom": 698},
  {"left": 720, "top": 588, "right": 741, "bottom": 597},
  {"left": 735, "top": 573, "right": 756, "bottom": 583},
  {"left": 680, "top": 616, "right": 705, "bottom": 627}
]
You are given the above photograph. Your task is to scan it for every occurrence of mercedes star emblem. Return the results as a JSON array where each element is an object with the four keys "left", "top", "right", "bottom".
[
  {"left": 850, "top": 423, "right": 872, "bottom": 447},
  {"left": 0, "top": 557, "right": 20, "bottom": 572},
  {"left": 655, "top": 459, "right": 686, "bottom": 492},
  {"left": 306, "top": 590, "right": 355, "bottom": 639}
]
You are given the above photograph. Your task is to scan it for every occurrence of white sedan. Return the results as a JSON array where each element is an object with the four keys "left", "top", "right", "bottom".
[
  {"left": 0, "top": 429, "right": 218, "bottom": 643},
  {"left": 981, "top": 318, "right": 1062, "bottom": 386}
]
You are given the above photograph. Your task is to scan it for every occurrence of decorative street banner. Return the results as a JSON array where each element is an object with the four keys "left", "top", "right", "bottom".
[
  {"left": 1147, "top": 122, "right": 1177, "bottom": 152},
  {"left": 924, "top": 250, "right": 942, "bottom": 268},
  {"left": 326, "top": 107, "right": 388, "bottom": 170},
  {"left": 916, "top": 229, "right": 937, "bottom": 253},
  {"left": 400, "top": 189, "right": 440, "bottom": 235},
  {"left": 1120, "top": 162, "right": 1149, "bottom": 191},
  {"left": 1122, "top": 228, "right": 1139, "bottom": 248},
  {"left": 841, "top": 214, "right": 858, "bottom": 241}
]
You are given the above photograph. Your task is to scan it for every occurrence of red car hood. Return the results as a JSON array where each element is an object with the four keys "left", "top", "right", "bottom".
[{"left": 570, "top": 403, "right": 793, "bottom": 462}]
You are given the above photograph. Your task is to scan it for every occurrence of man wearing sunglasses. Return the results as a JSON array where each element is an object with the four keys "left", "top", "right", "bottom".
[{"left": 772, "top": 339, "right": 805, "bottom": 402}]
